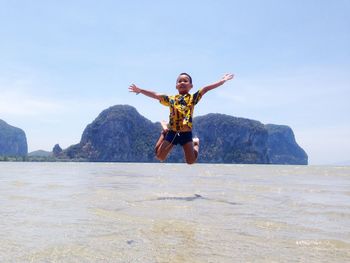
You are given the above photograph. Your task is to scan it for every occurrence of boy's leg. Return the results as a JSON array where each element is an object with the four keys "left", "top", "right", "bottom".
[
  {"left": 156, "top": 140, "right": 174, "bottom": 161},
  {"left": 155, "top": 121, "right": 173, "bottom": 161},
  {"left": 154, "top": 121, "right": 169, "bottom": 154},
  {"left": 183, "top": 137, "right": 199, "bottom": 164}
]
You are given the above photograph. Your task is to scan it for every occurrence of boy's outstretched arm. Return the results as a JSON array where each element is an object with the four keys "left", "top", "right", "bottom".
[
  {"left": 129, "top": 84, "right": 161, "bottom": 100},
  {"left": 201, "top": 73, "right": 234, "bottom": 96}
]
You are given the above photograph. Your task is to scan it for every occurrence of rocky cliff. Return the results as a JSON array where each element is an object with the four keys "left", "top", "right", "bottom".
[
  {"left": 65, "top": 105, "right": 159, "bottom": 162},
  {"left": 64, "top": 105, "right": 308, "bottom": 164},
  {"left": 193, "top": 114, "right": 269, "bottom": 163},
  {"left": 0, "top": 119, "right": 28, "bottom": 156},
  {"left": 265, "top": 124, "right": 308, "bottom": 164}
]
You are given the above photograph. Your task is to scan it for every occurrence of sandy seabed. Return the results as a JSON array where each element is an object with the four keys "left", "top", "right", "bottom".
[{"left": 1, "top": 162, "right": 350, "bottom": 262}]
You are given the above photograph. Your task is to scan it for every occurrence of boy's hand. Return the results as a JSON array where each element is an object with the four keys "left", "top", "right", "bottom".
[
  {"left": 222, "top": 73, "right": 234, "bottom": 82},
  {"left": 129, "top": 84, "right": 141, "bottom": 95},
  {"left": 201, "top": 73, "right": 235, "bottom": 96}
]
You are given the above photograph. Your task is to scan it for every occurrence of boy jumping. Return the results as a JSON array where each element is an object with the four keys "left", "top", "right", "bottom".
[{"left": 129, "top": 73, "right": 234, "bottom": 164}]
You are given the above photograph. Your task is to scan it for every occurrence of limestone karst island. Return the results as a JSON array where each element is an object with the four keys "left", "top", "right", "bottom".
[{"left": 1, "top": 105, "right": 307, "bottom": 164}]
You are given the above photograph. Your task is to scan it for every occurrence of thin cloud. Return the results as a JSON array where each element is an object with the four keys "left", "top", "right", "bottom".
[
  {"left": 0, "top": 89, "right": 64, "bottom": 116},
  {"left": 216, "top": 67, "right": 350, "bottom": 109}
]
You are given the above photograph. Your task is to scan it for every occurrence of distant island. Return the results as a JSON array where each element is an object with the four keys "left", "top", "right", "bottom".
[
  {"left": 1, "top": 105, "right": 308, "bottom": 164},
  {"left": 0, "top": 119, "right": 27, "bottom": 161},
  {"left": 61, "top": 105, "right": 307, "bottom": 164}
]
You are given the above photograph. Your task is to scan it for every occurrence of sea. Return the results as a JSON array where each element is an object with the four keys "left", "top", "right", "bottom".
[{"left": 0, "top": 162, "right": 349, "bottom": 262}]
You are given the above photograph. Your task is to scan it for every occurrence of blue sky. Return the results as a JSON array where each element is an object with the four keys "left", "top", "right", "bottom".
[{"left": 0, "top": 0, "right": 349, "bottom": 164}]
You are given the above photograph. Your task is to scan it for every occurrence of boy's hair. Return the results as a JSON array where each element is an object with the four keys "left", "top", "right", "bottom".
[{"left": 178, "top": 72, "right": 192, "bottom": 84}]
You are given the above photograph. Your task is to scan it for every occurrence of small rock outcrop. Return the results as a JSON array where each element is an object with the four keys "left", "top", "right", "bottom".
[{"left": 52, "top": 144, "right": 63, "bottom": 157}]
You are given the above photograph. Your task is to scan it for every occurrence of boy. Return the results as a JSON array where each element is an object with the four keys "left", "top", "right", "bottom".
[{"left": 129, "top": 73, "right": 234, "bottom": 164}]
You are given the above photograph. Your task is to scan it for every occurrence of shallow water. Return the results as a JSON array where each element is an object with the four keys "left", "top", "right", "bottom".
[{"left": 1, "top": 162, "right": 350, "bottom": 262}]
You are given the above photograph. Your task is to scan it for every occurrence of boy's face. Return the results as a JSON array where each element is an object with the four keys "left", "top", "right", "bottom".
[{"left": 176, "top": 75, "right": 193, "bottom": 94}]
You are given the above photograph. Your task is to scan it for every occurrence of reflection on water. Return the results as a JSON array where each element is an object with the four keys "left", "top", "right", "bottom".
[{"left": 0, "top": 163, "right": 350, "bottom": 262}]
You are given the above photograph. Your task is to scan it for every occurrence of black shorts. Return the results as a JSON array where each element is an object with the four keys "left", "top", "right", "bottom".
[{"left": 165, "top": 131, "right": 193, "bottom": 146}]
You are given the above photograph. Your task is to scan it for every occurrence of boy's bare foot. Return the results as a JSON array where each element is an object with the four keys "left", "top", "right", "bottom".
[
  {"left": 193, "top": 137, "right": 200, "bottom": 146},
  {"left": 160, "top": 120, "right": 169, "bottom": 134}
]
